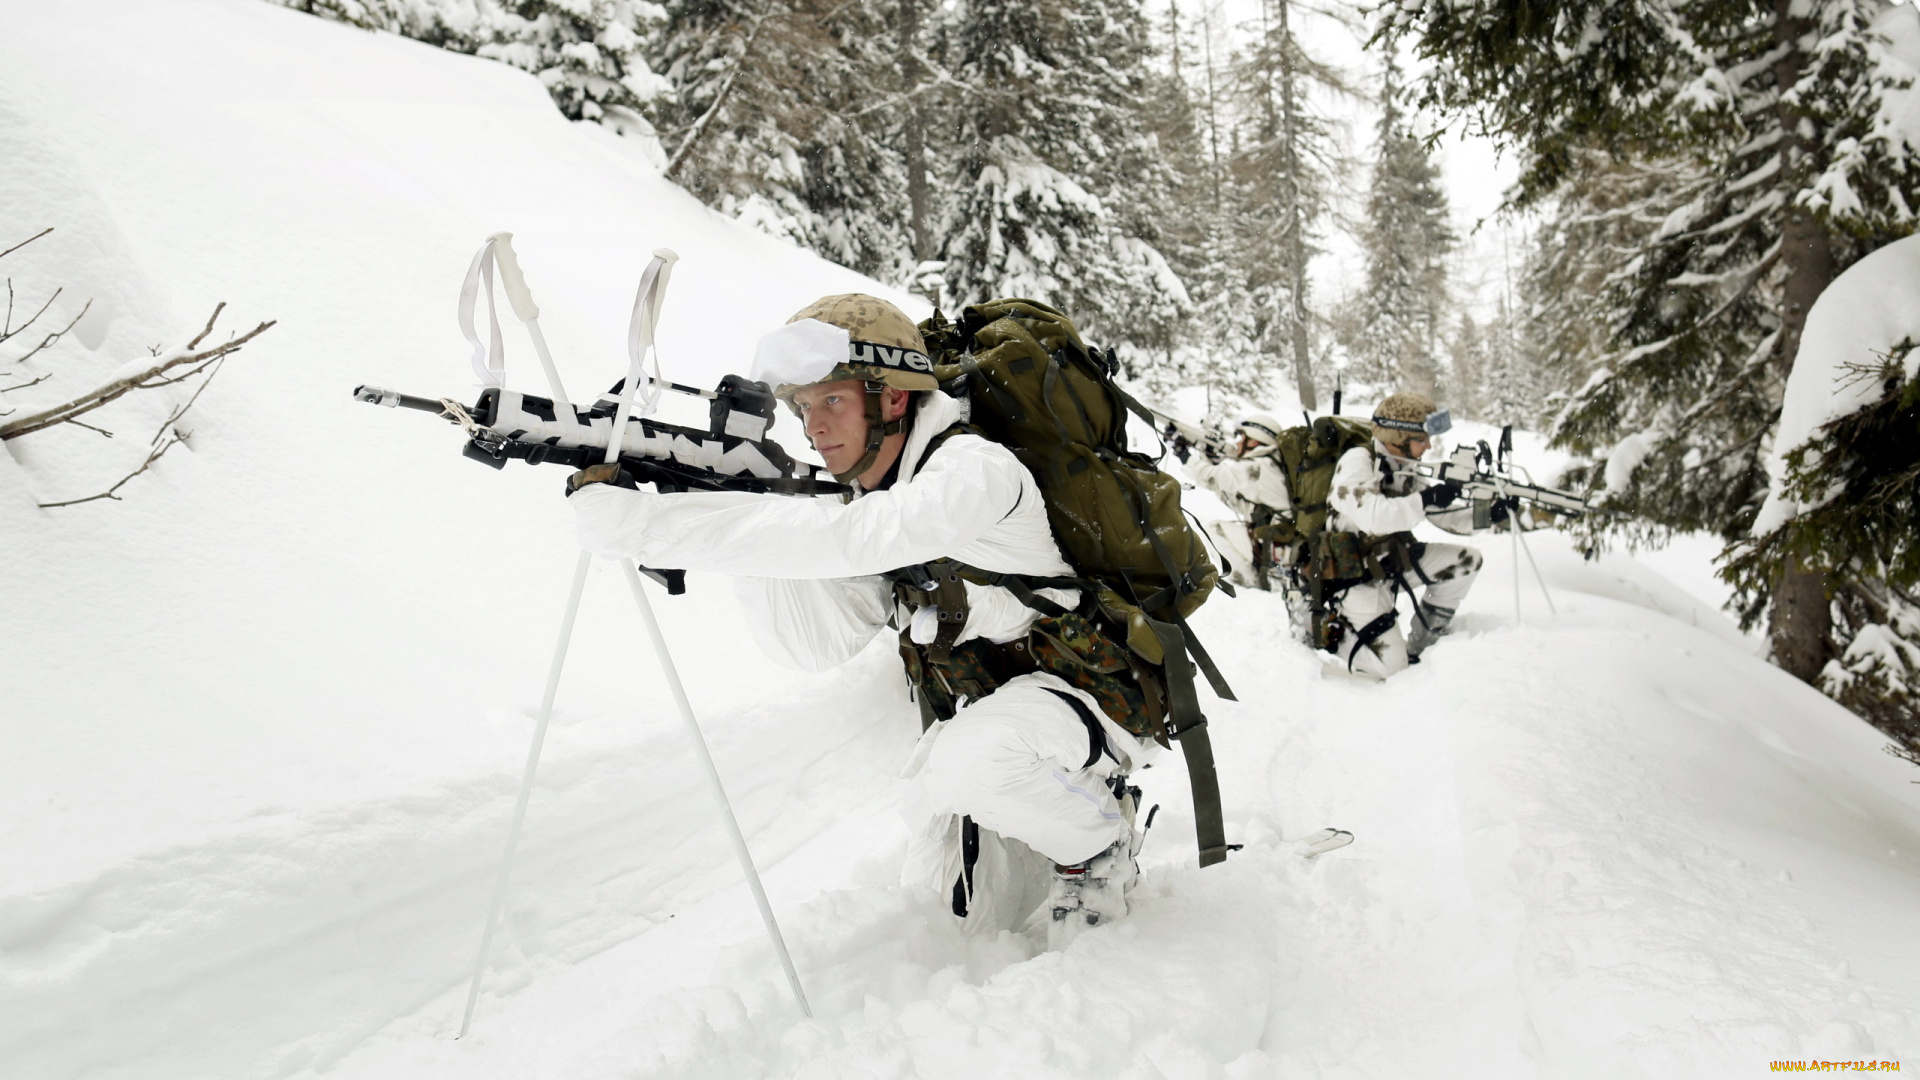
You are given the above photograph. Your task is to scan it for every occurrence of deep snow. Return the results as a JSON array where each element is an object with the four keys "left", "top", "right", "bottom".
[{"left": 3, "top": 2, "right": 1920, "bottom": 1078}]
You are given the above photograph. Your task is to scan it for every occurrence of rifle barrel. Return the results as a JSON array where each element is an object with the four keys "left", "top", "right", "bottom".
[{"left": 354, "top": 385, "right": 452, "bottom": 415}]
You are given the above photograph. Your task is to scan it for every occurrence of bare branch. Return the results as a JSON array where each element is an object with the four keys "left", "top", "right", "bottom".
[
  {"left": 37, "top": 354, "right": 233, "bottom": 509},
  {"left": 3, "top": 371, "right": 51, "bottom": 393},
  {"left": 37, "top": 431, "right": 186, "bottom": 508},
  {"left": 1, "top": 284, "right": 63, "bottom": 346},
  {"left": 7, "top": 298, "right": 91, "bottom": 366},
  {"left": 66, "top": 418, "right": 114, "bottom": 438},
  {"left": 0, "top": 228, "right": 53, "bottom": 263},
  {"left": 0, "top": 309, "right": 273, "bottom": 441},
  {"left": 184, "top": 302, "right": 226, "bottom": 351}
]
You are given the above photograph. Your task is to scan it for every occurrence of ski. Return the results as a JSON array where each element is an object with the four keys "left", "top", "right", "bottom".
[{"left": 1295, "top": 828, "right": 1354, "bottom": 859}]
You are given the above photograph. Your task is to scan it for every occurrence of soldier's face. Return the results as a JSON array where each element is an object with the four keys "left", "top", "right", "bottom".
[
  {"left": 1399, "top": 434, "right": 1432, "bottom": 460},
  {"left": 793, "top": 379, "right": 908, "bottom": 476}
]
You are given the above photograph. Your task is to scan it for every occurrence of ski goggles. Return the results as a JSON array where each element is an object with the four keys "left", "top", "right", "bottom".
[{"left": 1371, "top": 407, "right": 1452, "bottom": 437}]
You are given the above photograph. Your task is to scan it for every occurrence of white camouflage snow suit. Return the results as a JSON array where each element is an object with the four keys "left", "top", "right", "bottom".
[
  {"left": 1324, "top": 439, "right": 1483, "bottom": 677},
  {"left": 1183, "top": 449, "right": 1292, "bottom": 590},
  {"left": 571, "top": 390, "right": 1157, "bottom": 926}
]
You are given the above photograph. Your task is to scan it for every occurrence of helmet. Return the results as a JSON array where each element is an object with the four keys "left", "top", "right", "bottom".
[
  {"left": 1236, "top": 414, "right": 1283, "bottom": 449},
  {"left": 750, "top": 293, "right": 938, "bottom": 399},
  {"left": 1371, "top": 391, "right": 1450, "bottom": 448},
  {"left": 748, "top": 293, "right": 935, "bottom": 483}
]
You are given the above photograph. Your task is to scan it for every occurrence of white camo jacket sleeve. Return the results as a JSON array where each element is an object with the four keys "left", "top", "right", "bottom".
[
  {"left": 1185, "top": 456, "right": 1293, "bottom": 513},
  {"left": 1328, "top": 446, "right": 1426, "bottom": 536},
  {"left": 568, "top": 435, "right": 1025, "bottom": 578}
]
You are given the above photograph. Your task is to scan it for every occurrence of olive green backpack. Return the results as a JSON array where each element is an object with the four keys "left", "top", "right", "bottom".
[
  {"left": 1254, "top": 415, "right": 1376, "bottom": 548},
  {"left": 916, "top": 298, "right": 1237, "bottom": 866}
]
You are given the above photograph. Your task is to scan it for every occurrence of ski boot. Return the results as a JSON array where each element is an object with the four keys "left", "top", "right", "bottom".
[
  {"left": 1405, "top": 602, "right": 1456, "bottom": 661},
  {"left": 1046, "top": 780, "right": 1143, "bottom": 949}
]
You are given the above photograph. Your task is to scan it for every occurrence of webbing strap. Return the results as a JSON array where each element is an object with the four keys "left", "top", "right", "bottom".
[
  {"left": 1348, "top": 611, "right": 1399, "bottom": 671},
  {"left": 1145, "top": 617, "right": 1229, "bottom": 867},
  {"left": 1042, "top": 687, "right": 1110, "bottom": 769}
]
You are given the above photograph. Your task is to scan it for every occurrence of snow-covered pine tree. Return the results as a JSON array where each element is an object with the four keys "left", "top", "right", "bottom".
[
  {"left": 1511, "top": 149, "right": 1710, "bottom": 445},
  {"left": 1725, "top": 342, "right": 1920, "bottom": 761},
  {"left": 268, "top": 1, "right": 668, "bottom": 137},
  {"left": 1339, "top": 56, "right": 1453, "bottom": 398},
  {"left": 1383, "top": 0, "right": 1920, "bottom": 683},
  {"left": 932, "top": 0, "right": 1184, "bottom": 351},
  {"left": 649, "top": 0, "right": 912, "bottom": 282},
  {"left": 1127, "top": 0, "right": 1221, "bottom": 390},
  {"left": 1224, "top": 0, "right": 1350, "bottom": 410}
]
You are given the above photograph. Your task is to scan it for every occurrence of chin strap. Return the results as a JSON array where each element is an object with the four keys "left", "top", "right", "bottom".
[{"left": 830, "top": 381, "right": 908, "bottom": 485}]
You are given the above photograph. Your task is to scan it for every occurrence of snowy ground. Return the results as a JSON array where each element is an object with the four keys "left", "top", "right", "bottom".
[{"left": 4, "top": 2, "right": 1919, "bottom": 1078}]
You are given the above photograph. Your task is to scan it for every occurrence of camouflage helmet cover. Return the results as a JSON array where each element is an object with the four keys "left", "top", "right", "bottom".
[
  {"left": 752, "top": 293, "right": 938, "bottom": 398},
  {"left": 1371, "top": 391, "right": 1451, "bottom": 445}
]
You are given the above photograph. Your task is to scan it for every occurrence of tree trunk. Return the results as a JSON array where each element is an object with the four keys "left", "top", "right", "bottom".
[
  {"left": 1765, "top": 0, "right": 1838, "bottom": 683},
  {"left": 898, "top": 0, "right": 931, "bottom": 264},
  {"left": 1276, "top": 0, "right": 1317, "bottom": 411}
]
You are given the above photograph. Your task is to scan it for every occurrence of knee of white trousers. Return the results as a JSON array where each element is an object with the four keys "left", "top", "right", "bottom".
[
  {"left": 1335, "top": 623, "right": 1408, "bottom": 679},
  {"left": 916, "top": 684, "right": 1127, "bottom": 865},
  {"left": 1419, "top": 542, "right": 1482, "bottom": 610}
]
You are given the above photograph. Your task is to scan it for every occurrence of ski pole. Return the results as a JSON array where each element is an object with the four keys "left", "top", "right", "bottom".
[
  {"left": 459, "top": 551, "right": 591, "bottom": 1038},
  {"left": 456, "top": 231, "right": 592, "bottom": 1038},
  {"left": 1511, "top": 512, "right": 1558, "bottom": 614},
  {"left": 489, "top": 232, "right": 572, "bottom": 406},
  {"left": 603, "top": 251, "right": 811, "bottom": 1018},
  {"left": 618, "top": 560, "right": 812, "bottom": 1017}
]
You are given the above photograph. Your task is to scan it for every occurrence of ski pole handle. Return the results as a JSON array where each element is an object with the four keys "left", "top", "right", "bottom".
[{"left": 489, "top": 231, "right": 541, "bottom": 322}]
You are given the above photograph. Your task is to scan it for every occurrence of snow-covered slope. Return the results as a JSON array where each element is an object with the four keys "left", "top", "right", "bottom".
[{"left": 3, "top": 3, "right": 1919, "bottom": 1078}]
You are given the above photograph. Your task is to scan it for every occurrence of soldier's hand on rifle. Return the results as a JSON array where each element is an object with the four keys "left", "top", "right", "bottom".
[
  {"left": 1170, "top": 432, "right": 1193, "bottom": 464},
  {"left": 565, "top": 462, "right": 638, "bottom": 496},
  {"left": 1489, "top": 495, "right": 1519, "bottom": 525},
  {"left": 1420, "top": 482, "right": 1460, "bottom": 509}
]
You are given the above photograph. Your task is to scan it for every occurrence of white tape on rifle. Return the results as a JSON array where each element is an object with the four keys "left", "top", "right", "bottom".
[{"left": 458, "top": 238, "right": 507, "bottom": 388}]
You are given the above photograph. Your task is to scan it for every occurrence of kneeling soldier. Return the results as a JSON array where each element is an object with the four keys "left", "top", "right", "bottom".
[
  {"left": 1319, "top": 392, "right": 1484, "bottom": 677},
  {"left": 570, "top": 294, "right": 1154, "bottom": 944}
]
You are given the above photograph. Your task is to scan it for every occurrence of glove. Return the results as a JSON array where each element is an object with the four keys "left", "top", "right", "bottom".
[
  {"left": 1489, "top": 496, "right": 1518, "bottom": 525},
  {"left": 565, "top": 462, "right": 637, "bottom": 496},
  {"left": 1420, "top": 483, "right": 1459, "bottom": 509},
  {"left": 1171, "top": 434, "right": 1192, "bottom": 464}
]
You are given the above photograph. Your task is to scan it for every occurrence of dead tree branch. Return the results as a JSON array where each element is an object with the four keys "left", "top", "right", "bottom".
[
  {"left": 36, "top": 354, "right": 234, "bottom": 509},
  {"left": 36, "top": 431, "right": 188, "bottom": 508},
  {"left": 0, "top": 227, "right": 53, "bottom": 263},
  {"left": 0, "top": 304, "right": 273, "bottom": 441}
]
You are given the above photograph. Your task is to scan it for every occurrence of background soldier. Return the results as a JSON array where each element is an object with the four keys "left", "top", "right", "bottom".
[
  {"left": 1176, "top": 414, "right": 1292, "bottom": 592},
  {"left": 1320, "top": 392, "right": 1485, "bottom": 677}
]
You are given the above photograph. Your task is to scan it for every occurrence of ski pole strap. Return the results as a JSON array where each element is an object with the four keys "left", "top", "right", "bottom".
[{"left": 458, "top": 237, "right": 506, "bottom": 387}]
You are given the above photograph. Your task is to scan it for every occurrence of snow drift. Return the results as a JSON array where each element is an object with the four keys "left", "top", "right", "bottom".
[{"left": 3, "top": 2, "right": 1920, "bottom": 1078}]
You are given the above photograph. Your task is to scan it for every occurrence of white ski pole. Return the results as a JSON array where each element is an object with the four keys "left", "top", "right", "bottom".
[
  {"left": 456, "top": 231, "right": 592, "bottom": 1038},
  {"left": 489, "top": 232, "right": 572, "bottom": 405},
  {"left": 458, "top": 550, "right": 592, "bottom": 1038},
  {"left": 603, "top": 251, "right": 812, "bottom": 1019},
  {"left": 1511, "top": 512, "right": 1559, "bottom": 614}
]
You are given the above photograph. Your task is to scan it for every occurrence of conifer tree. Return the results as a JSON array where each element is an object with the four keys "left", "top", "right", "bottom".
[
  {"left": 649, "top": 0, "right": 911, "bottom": 281},
  {"left": 1341, "top": 57, "right": 1453, "bottom": 397},
  {"left": 1225, "top": 0, "right": 1348, "bottom": 410},
  {"left": 932, "top": 0, "right": 1183, "bottom": 350},
  {"left": 270, "top": 1, "right": 668, "bottom": 134},
  {"left": 1383, "top": 0, "right": 1920, "bottom": 683}
]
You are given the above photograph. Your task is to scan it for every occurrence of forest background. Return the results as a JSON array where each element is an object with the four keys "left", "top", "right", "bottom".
[{"left": 249, "top": 0, "right": 1920, "bottom": 763}]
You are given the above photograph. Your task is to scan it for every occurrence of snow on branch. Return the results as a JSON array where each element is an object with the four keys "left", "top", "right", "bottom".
[{"left": 0, "top": 303, "right": 274, "bottom": 442}]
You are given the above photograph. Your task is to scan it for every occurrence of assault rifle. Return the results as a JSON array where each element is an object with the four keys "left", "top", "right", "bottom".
[
  {"left": 1138, "top": 406, "right": 1228, "bottom": 463},
  {"left": 1421, "top": 427, "right": 1588, "bottom": 528},
  {"left": 353, "top": 375, "right": 846, "bottom": 497}
]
